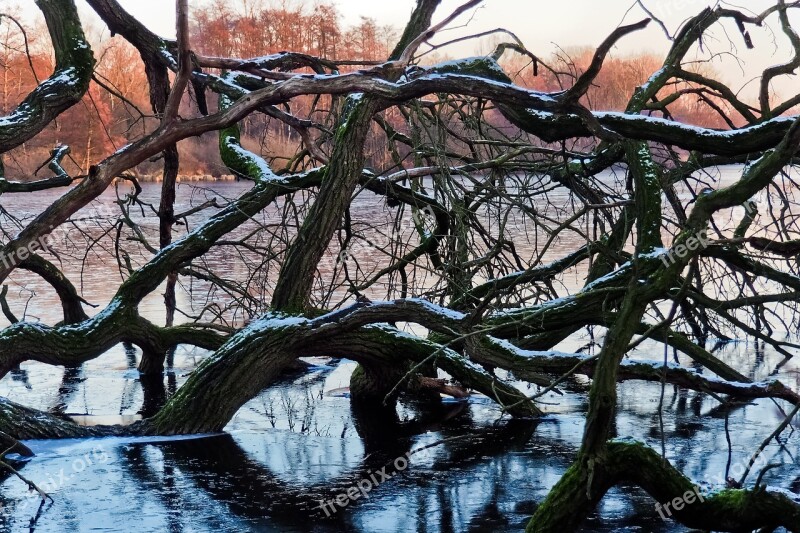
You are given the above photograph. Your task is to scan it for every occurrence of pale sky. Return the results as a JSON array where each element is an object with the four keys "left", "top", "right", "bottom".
[{"left": 9, "top": 0, "right": 800, "bottom": 100}]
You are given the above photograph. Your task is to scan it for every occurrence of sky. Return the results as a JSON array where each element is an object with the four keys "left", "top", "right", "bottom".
[{"left": 11, "top": 0, "right": 800, "bottom": 100}]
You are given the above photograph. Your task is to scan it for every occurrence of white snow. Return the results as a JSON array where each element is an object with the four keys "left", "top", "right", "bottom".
[
  {"left": 405, "top": 298, "right": 466, "bottom": 320},
  {"left": 485, "top": 335, "right": 577, "bottom": 360}
]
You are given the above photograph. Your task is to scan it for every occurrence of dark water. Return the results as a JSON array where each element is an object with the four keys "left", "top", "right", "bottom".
[{"left": 0, "top": 177, "right": 798, "bottom": 532}]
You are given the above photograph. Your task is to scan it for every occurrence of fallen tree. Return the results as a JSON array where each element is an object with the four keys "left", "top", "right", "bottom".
[{"left": 0, "top": 0, "right": 799, "bottom": 531}]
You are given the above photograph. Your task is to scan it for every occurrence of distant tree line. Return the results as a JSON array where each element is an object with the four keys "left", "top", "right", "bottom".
[{"left": 1, "top": 1, "right": 737, "bottom": 180}]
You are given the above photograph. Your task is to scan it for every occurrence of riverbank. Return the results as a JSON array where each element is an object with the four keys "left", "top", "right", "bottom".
[{"left": 133, "top": 174, "right": 238, "bottom": 183}]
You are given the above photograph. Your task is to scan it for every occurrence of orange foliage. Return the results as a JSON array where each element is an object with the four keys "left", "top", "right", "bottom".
[
  {"left": 503, "top": 46, "right": 731, "bottom": 128},
  {"left": 0, "top": 4, "right": 742, "bottom": 179}
]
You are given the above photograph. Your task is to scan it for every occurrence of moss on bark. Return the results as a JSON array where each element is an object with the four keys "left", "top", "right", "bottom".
[{"left": 0, "top": 0, "right": 94, "bottom": 152}]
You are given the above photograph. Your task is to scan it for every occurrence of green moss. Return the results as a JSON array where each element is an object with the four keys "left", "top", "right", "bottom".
[
  {"left": 624, "top": 141, "right": 663, "bottom": 253},
  {"left": 37, "top": 0, "right": 95, "bottom": 91},
  {"left": 428, "top": 57, "right": 512, "bottom": 84},
  {"left": 709, "top": 489, "right": 749, "bottom": 507},
  {"left": 217, "top": 92, "right": 271, "bottom": 181},
  {"left": 526, "top": 460, "right": 591, "bottom": 533}
]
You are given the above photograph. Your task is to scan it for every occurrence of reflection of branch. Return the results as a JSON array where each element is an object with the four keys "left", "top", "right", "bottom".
[
  {"left": 0, "top": 285, "right": 19, "bottom": 324},
  {"left": 738, "top": 402, "right": 800, "bottom": 486}
]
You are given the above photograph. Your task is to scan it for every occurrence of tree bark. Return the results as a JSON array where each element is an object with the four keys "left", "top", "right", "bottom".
[{"left": 0, "top": 0, "right": 94, "bottom": 152}]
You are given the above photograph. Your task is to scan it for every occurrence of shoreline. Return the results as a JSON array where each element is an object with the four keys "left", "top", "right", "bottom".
[{"left": 127, "top": 174, "right": 238, "bottom": 183}]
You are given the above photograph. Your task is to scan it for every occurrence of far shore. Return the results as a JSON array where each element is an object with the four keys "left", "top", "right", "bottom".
[{"left": 129, "top": 174, "right": 239, "bottom": 183}]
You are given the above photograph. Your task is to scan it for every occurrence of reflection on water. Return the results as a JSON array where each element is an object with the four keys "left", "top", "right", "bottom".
[
  {"left": 0, "top": 178, "right": 798, "bottom": 532},
  {"left": 1, "top": 344, "right": 796, "bottom": 532}
]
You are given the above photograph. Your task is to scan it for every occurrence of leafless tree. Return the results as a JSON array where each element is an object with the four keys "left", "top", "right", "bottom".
[{"left": 1, "top": 0, "right": 800, "bottom": 530}]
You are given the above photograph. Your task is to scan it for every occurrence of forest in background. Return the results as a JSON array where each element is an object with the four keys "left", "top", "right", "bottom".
[{"left": 0, "top": 0, "right": 735, "bottom": 181}]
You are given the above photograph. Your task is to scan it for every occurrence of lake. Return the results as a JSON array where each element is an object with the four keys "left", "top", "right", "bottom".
[{"left": 0, "top": 174, "right": 798, "bottom": 532}]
